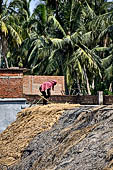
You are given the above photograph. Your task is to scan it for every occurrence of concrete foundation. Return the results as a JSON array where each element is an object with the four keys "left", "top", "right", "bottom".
[{"left": 0, "top": 98, "right": 26, "bottom": 133}]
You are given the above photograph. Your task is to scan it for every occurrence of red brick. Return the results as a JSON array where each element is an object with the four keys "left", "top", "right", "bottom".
[
  {"left": 0, "top": 69, "right": 23, "bottom": 98},
  {"left": 23, "top": 76, "right": 65, "bottom": 95}
]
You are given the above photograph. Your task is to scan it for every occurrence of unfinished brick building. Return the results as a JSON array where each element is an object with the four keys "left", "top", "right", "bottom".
[
  {"left": 0, "top": 68, "right": 113, "bottom": 105},
  {"left": 0, "top": 68, "right": 65, "bottom": 98}
]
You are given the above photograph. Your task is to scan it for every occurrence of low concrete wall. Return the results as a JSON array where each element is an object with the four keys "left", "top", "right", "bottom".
[{"left": 0, "top": 98, "right": 26, "bottom": 133}]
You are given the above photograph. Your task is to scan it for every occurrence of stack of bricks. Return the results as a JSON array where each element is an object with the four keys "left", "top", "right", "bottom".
[
  {"left": 23, "top": 76, "right": 65, "bottom": 95},
  {"left": 0, "top": 68, "right": 24, "bottom": 98}
]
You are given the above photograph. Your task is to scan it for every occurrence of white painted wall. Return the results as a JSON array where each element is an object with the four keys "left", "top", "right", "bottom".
[{"left": 0, "top": 98, "right": 26, "bottom": 133}]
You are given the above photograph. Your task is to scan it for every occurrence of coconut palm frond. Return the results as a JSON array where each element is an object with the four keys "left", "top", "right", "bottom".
[
  {"left": 93, "top": 46, "right": 109, "bottom": 52},
  {"left": 79, "top": 47, "right": 94, "bottom": 67},
  {"left": 28, "top": 37, "right": 45, "bottom": 62},
  {"left": 0, "top": 21, "right": 8, "bottom": 36},
  {"left": 48, "top": 16, "right": 66, "bottom": 37},
  {"left": 102, "top": 2, "right": 113, "bottom": 11},
  {"left": 31, "top": 57, "right": 47, "bottom": 74},
  {"left": 8, "top": 25, "right": 21, "bottom": 45},
  {"left": 71, "top": 44, "right": 101, "bottom": 75},
  {"left": 73, "top": 58, "right": 83, "bottom": 80},
  {"left": 83, "top": 44, "right": 101, "bottom": 66},
  {"left": 70, "top": 49, "right": 82, "bottom": 64},
  {"left": 48, "top": 49, "right": 58, "bottom": 60},
  {"left": 102, "top": 54, "right": 112, "bottom": 69},
  {"left": 71, "top": 31, "right": 80, "bottom": 43},
  {"left": 33, "top": 4, "right": 47, "bottom": 24},
  {"left": 41, "top": 5, "right": 47, "bottom": 24},
  {"left": 84, "top": 0, "right": 96, "bottom": 18},
  {"left": 44, "top": 59, "right": 58, "bottom": 75},
  {"left": 28, "top": 35, "right": 51, "bottom": 64},
  {"left": 104, "top": 65, "right": 112, "bottom": 80},
  {"left": 99, "top": 24, "right": 113, "bottom": 40},
  {"left": 77, "top": 60, "right": 83, "bottom": 76},
  {"left": 9, "top": 0, "right": 24, "bottom": 10},
  {"left": 37, "top": 48, "right": 49, "bottom": 59},
  {"left": 89, "top": 11, "right": 113, "bottom": 31},
  {"left": 28, "top": 44, "right": 38, "bottom": 62},
  {"left": 30, "top": 54, "right": 39, "bottom": 69},
  {"left": 64, "top": 35, "right": 72, "bottom": 45},
  {"left": 49, "top": 38, "right": 64, "bottom": 48},
  {"left": 21, "top": 8, "right": 29, "bottom": 20},
  {"left": 81, "top": 31, "right": 94, "bottom": 45}
]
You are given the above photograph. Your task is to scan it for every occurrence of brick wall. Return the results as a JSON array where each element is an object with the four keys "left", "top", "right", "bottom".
[
  {"left": 103, "top": 95, "right": 113, "bottom": 105},
  {"left": 24, "top": 94, "right": 98, "bottom": 105},
  {"left": 23, "top": 76, "right": 65, "bottom": 95},
  {"left": 25, "top": 94, "right": 113, "bottom": 105},
  {"left": 0, "top": 69, "right": 23, "bottom": 98}
]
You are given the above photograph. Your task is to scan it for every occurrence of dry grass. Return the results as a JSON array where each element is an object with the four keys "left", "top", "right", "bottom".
[{"left": 0, "top": 103, "right": 80, "bottom": 166}]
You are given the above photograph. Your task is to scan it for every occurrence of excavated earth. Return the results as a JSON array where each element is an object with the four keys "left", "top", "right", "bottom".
[{"left": 0, "top": 103, "right": 113, "bottom": 170}]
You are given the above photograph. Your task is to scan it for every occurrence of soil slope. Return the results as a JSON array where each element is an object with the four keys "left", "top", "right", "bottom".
[{"left": 1, "top": 104, "right": 113, "bottom": 170}]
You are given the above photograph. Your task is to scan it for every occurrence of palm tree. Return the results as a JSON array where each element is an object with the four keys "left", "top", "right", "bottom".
[
  {"left": 87, "top": 0, "right": 113, "bottom": 93},
  {"left": 0, "top": 0, "right": 21, "bottom": 68},
  {"left": 10, "top": 0, "right": 113, "bottom": 94},
  {"left": 7, "top": 0, "right": 35, "bottom": 67},
  {"left": 25, "top": 0, "right": 102, "bottom": 95}
]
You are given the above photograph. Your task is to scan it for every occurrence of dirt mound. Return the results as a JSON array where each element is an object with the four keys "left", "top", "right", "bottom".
[
  {"left": 1, "top": 104, "right": 113, "bottom": 170},
  {"left": 8, "top": 105, "right": 113, "bottom": 170},
  {"left": 0, "top": 103, "right": 79, "bottom": 167}
]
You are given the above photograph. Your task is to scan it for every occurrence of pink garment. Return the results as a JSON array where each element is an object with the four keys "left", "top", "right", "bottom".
[{"left": 40, "top": 81, "right": 57, "bottom": 92}]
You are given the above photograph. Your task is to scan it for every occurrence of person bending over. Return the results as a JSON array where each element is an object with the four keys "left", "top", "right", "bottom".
[{"left": 39, "top": 80, "right": 57, "bottom": 105}]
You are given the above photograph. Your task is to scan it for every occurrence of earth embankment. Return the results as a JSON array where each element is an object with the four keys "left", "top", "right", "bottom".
[{"left": 0, "top": 104, "right": 113, "bottom": 170}]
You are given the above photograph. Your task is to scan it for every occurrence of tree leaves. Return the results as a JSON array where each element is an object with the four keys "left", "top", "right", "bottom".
[{"left": 1, "top": 21, "right": 8, "bottom": 36}]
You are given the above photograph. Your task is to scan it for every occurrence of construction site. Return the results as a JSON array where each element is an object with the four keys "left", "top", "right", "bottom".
[{"left": 0, "top": 69, "right": 113, "bottom": 170}]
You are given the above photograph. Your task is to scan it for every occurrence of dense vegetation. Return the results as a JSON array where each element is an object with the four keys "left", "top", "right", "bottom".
[{"left": 0, "top": 0, "right": 113, "bottom": 95}]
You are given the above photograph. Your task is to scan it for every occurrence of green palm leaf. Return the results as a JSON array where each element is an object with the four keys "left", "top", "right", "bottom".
[
  {"left": 48, "top": 16, "right": 66, "bottom": 37},
  {"left": 0, "top": 21, "right": 8, "bottom": 36},
  {"left": 105, "top": 65, "right": 112, "bottom": 80},
  {"left": 8, "top": 25, "right": 21, "bottom": 45},
  {"left": 49, "top": 38, "right": 64, "bottom": 48},
  {"left": 102, "top": 55, "right": 112, "bottom": 68}
]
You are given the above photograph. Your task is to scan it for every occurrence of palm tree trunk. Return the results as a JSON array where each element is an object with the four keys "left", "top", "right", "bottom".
[
  {"left": 1, "top": 35, "right": 9, "bottom": 68},
  {"left": 92, "top": 79, "right": 94, "bottom": 89},
  {"left": 109, "top": 82, "right": 112, "bottom": 92},
  {"left": 76, "top": 77, "right": 81, "bottom": 94},
  {"left": 104, "top": 33, "right": 108, "bottom": 47},
  {"left": 102, "top": 33, "right": 109, "bottom": 58},
  {"left": 83, "top": 65, "right": 91, "bottom": 95}
]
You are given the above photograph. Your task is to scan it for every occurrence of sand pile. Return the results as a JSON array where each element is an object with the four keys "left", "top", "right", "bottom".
[
  {"left": 0, "top": 103, "right": 79, "bottom": 166},
  {"left": 8, "top": 105, "right": 113, "bottom": 170},
  {"left": 1, "top": 104, "right": 113, "bottom": 170}
]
